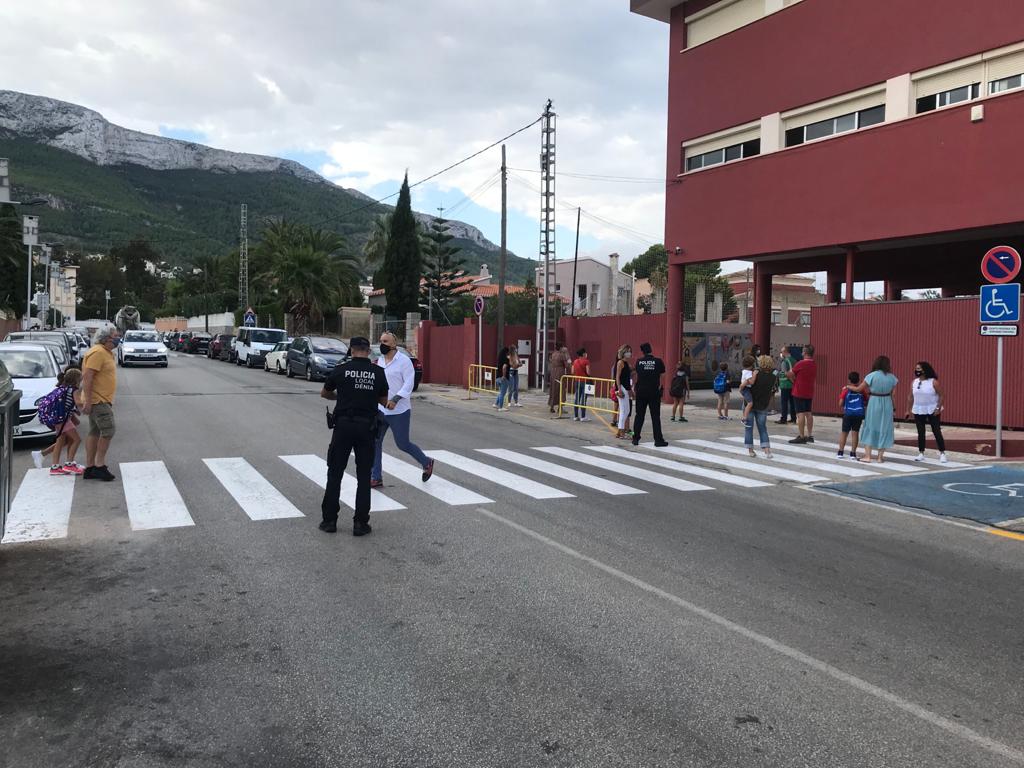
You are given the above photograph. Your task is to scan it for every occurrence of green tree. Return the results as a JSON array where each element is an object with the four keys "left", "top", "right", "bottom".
[
  {"left": 622, "top": 244, "right": 668, "bottom": 280},
  {"left": 109, "top": 240, "right": 166, "bottom": 320},
  {"left": 362, "top": 212, "right": 392, "bottom": 273},
  {"left": 77, "top": 254, "right": 127, "bottom": 320},
  {"left": 0, "top": 203, "right": 26, "bottom": 316},
  {"left": 685, "top": 261, "right": 736, "bottom": 321},
  {"left": 419, "top": 218, "right": 469, "bottom": 323},
  {"left": 375, "top": 174, "right": 422, "bottom": 320}
]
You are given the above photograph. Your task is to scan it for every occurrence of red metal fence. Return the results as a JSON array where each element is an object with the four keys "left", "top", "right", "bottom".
[
  {"left": 418, "top": 320, "right": 536, "bottom": 388},
  {"left": 810, "top": 298, "right": 1023, "bottom": 429}
]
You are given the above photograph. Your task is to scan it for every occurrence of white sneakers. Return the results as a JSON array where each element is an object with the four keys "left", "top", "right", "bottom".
[
  {"left": 916, "top": 452, "right": 950, "bottom": 463},
  {"left": 914, "top": 452, "right": 926, "bottom": 462}
]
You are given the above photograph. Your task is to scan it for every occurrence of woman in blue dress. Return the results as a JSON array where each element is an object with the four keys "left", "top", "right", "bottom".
[{"left": 854, "top": 355, "right": 899, "bottom": 463}]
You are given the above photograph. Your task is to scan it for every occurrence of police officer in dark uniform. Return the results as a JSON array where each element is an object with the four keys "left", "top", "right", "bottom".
[
  {"left": 632, "top": 341, "right": 670, "bottom": 448},
  {"left": 319, "top": 337, "right": 388, "bottom": 536}
]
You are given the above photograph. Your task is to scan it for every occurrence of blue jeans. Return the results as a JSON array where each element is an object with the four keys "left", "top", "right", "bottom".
[
  {"left": 372, "top": 410, "right": 430, "bottom": 480},
  {"left": 779, "top": 389, "right": 796, "bottom": 422},
  {"left": 574, "top": 381, "right": 588, "bottom": 419},
  {"left": 509, "top": 371, "right": 519, "bottom": 403},
  {"left": 495, "top": 377, "right": 509, "bottom": 408},
  {"left": 744, "top": 409, "right": 770, "bottom": 448}
]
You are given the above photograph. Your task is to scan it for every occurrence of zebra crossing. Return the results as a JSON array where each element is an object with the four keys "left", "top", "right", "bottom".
[{"left": 3, "top": 437, "right": 972, "bottom": 544}]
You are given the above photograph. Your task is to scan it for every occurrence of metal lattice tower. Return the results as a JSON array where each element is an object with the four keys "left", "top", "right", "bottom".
[
  {"left": 238, "top": 203, "right": 249, "bottom": 310},
  {"left": 535, "top": 100, "right": 556, "bottom": 388}
]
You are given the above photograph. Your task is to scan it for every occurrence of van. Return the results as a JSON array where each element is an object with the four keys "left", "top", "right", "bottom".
[{"left": 235, "top": 326, "right": 288, "bottom": 368}]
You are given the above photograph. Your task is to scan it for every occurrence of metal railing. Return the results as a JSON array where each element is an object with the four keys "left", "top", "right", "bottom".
[
  {"left": 558, "top": 374, "right": 618, "bottom": 418},
  {"left": 468, "top": 364, "right": 499, "bottom": 395}
]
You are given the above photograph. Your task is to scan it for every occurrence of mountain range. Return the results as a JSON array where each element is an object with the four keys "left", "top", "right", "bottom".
[{"left": 0, "top": 90, "right": 535, "bottom": 283}]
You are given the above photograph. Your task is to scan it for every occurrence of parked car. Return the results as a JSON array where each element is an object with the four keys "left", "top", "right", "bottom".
[
  {"left": 368, "top": 346, "right": 423, "bottom": 391},
  {"left": 220, "top": 335, "right": 237, "bottom": 362},
  {"left": 118, "top": 330, "right": 169, "bottom": 367},
  {"left": 7, "top": 338, "right": 70, "bottom": 370},
  {"left": 208, "top": 333, "right": 232, "bottom": 359},
  {"left": 264, "top": 341, "right": 291, "bottom": 374},
  {"left": 235, "top": 327, "right": 288, "bottom": 368},
  {"left": 0, "top": 343, "right": 60, "bottom": 440},
  {"left": 5, "top": 331, "right": 79, "bottom": 365},
  {"left": 286, "top": 335, "right": 349, "bottom": 381},
  {"left": 186, "top": 333, "right": 211, "bottom": 354}
]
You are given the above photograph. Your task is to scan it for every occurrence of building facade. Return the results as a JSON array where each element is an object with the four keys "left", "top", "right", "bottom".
[
  {"left": 632, "top": 0, "right": 1024, "bottom": 353},
  {"left": 724, "top": 270, "right": 825, "bottom": 325},
  {"left": 536, "top": 255, "right": 635, "bottom": 317}
]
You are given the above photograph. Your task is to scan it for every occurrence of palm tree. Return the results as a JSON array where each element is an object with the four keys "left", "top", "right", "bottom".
[{"left": 362, "top": 213, "right": 392, "bottom": 275}]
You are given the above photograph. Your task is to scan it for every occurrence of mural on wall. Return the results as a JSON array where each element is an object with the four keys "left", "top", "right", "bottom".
[{"left": 683, "top": 333, "right": 751, "bottom": 383}]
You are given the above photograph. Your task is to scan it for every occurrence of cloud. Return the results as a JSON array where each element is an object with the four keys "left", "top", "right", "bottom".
[{"left": 0, "top": 0, "right": 671, "bottom": 259}]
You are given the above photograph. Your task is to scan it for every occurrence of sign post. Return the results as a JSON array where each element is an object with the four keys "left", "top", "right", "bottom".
[
  {"left": 474, "top": 296, "right": 485, "bottom": 367},
  {"left": 980, "top": 247, "right": 1021, "bottom": 459}
]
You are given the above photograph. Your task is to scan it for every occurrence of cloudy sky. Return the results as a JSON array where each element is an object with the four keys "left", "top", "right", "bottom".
[{"left": 2, "top": 0, "right": 673, "bottom": 267}]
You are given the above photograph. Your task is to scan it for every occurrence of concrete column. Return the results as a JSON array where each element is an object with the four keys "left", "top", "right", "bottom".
[
  {"left": 710, "top": 293, "right": 723, "bottom": 323},
  {"left": 753, "top": 262, "right": 772, "bottom": 351},
  {"left": 664, "top": 263, "right": 685, "bottom": 402},
  {"left": 694, "top": 282, "right": 706, "bottom": 323},
  {"left": 884, "top": 74, "right": 913, "bottom": 123},
  {"left": 826, "top": 277, "right": 842, "bottom": 304},
  {"left": 760, "top": 113, "right": 783, "bottom": 154},
  {"left": 884, "top": 281, "right": 901, "bottom": 301},
  {"left": 845, "top": 247, "right": 857, "bottom": 304}
]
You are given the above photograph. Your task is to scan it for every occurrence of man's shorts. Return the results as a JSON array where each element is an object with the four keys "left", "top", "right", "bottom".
[
  {"left": 841, "top": 414, "right": 864, "bottom": 433},
  {"left": 88, "top": 403, "right": 116, "bottom": 439},
  {"left": 793, "top": 397, "right": 813, "bottom": 414}
]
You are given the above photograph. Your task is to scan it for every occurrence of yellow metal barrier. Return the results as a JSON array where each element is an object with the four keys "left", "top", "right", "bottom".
[
  {"left": 468, "top": 364, "right": 499, "bottom": 396},
  {"left": 558, "top": 374, "right": 618, "bottom": 418}
]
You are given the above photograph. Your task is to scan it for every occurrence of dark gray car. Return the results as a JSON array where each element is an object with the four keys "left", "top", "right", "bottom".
[{"left": 286, "top": 336, "right": 349, "bottom": 382}]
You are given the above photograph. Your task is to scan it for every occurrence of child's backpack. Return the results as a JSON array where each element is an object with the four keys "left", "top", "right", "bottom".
[
  {"left": 844, "top": 388, "right": 866, "bottom": 417},
  {"left": 669, "top": 374, "right": 687, "bottom": 398},
  {"left": 713, "top": 371, "right": 728, "bottom": 394},
  {"left": 37, "top": 385, "right": 72, "bottom": 428}
]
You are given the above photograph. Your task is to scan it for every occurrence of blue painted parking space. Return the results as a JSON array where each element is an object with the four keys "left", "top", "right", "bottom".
[{"left": 824, "top": 465, "right": 1024, "bottom": 531}]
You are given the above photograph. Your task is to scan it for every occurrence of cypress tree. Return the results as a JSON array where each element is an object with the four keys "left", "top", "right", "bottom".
[
  {"left": 378, "top": 174, "right": 422, "bottom": 320},
  {"left": 420, "top": 217, "right": 469, "bottom": 323}
]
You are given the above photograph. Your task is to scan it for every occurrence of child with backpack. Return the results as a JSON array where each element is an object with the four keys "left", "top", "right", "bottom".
[
  {"left": 738, "top": 354, "right": 757, "bottom": 426},
  {"left": 30, "top": 367, "right": 84, "bottom": 475},
  {"left": 669, "top": 361, "right": 689, "bottom": 422},
  {"left": 837, "top": 371, "right": 866, "bottom": 459},
  {"left": 713, "top": 362, "right": 732, "bottom": 420}
]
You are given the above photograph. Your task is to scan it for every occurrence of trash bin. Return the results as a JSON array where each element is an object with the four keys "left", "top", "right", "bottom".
[{"left": 0, "top": 359, "right": 20, "bottom": 540}]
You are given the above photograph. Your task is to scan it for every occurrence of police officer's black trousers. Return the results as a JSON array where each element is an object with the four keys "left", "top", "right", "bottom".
[
  {"left": 322, "top": 419, "right": 376, "bottom": 525},
  {"left": 632, "top": 393, "right": 664, "bottom": 443}
]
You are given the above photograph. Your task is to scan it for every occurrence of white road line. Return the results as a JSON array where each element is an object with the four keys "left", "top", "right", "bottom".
[
  {"left": 805, "top": 439, "right": 972, "bottom": 468},
  {"left": 381, "top": 454, "right": 492, "bottom": 505},
  {"left": 477, "top": 449, "right": 645, "bottom": 496},
  {"left": 587, "top": 445, "right": 771, "bottom": 488},
  {"left": 280, "top": 455, "right": 405, "bottom": 512},
  {"left": 472, "top": 505, "right": 1024, "bottom": 766},
  {"left": 535, "top": 447, "right": 712, "bottom": 492},
  {"left": 121, "top": 461, "right": 195, "bottom": 531},
  {"left": 428, "top": 450, "right": 573, "bottom": 499},
  {"left": 638, "top": 444, "right": 827, "bottom": 484},
  {"left": 722, "top": 437, "right": 927, "bottom": 474},
  {"left": 681, "top": 439, "right": 878, "bottom": 478},
  {"left": 1, "top": 469, "right": 75, "bottom": 544},
  {"left": 203, "top": 458, "right": 304, "bottom": 520}
]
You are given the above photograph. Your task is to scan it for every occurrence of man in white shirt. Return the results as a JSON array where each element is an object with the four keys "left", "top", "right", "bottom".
[{"left": 370, "top": 331, "right": 435, "bottom": 487}]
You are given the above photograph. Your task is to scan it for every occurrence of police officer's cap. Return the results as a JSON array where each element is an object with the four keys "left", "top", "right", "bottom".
[{"left": 350, "top": 336, "right": 371, "bottom": 349}]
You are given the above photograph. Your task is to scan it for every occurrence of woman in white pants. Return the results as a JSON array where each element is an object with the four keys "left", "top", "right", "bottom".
[{"left": 614, "top": 344, "right": 634, "bottom": 439}]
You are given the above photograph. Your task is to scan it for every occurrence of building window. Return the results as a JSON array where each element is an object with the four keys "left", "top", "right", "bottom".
[
  {"left": 685, "top": 138, "right": 760, "bottom": 172},
  {"left": 785, "top": 105, "right": 885, "bottom": 147},
  {"left": 771, "top": 310, "right": 781, "bottom": 324},
  {"left": 915, "top": 83, "right": 980, "bottom": 113},
  {"left": 799, "top": 312, "right": 811, "bottom": 326},
  {"left": 991, "top": 73, "right": 1023, "bottom": 94}
]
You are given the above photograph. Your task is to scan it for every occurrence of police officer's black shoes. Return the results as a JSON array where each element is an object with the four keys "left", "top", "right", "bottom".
[
  {"left": 352, "top": 521, "right": 372, "bottom": 537},
  {"left": 654, "top": 441, "right": 670, "bottom": 447},
  {"left": 318, "top": 520, "right": 337, "bottom": 533}
]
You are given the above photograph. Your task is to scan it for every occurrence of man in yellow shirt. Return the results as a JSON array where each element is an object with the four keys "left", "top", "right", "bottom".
[{"left": 81, "top": 327, "right": 121, "bottom": 481}]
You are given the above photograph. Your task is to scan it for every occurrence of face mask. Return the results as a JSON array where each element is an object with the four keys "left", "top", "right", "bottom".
[
  {"left": 110, "top": 338, "right": 121, "bottom": 347},
  {"left": 624, "top": 352, "right": 632, "bottom": 359},
  {"left": 379, "top": 343, "right": 392, "bottom": 355}
]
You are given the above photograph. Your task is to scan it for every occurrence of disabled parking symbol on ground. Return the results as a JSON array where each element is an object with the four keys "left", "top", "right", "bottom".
[{"left": 944, "top": 482, "right": 1024, "bottom": 498}]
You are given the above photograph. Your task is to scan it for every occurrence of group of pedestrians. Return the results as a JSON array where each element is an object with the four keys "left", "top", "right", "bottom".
[{"left": 494, "top": 346, "right": 523, "bottom": 410}]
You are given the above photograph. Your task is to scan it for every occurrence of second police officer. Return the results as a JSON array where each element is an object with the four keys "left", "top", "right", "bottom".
[
  {"left": 319, "top": 336, "right": 389, "bottom": 536},
  {"left": 632, "top": 341, "right": 670, "bottom": 448}
]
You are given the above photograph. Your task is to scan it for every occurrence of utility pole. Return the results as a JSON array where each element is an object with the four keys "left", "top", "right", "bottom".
[
  {"left": 496, "top": 144, "right": 508, "bottom": 358},
  {"left": 238, "top": 203, "right": 249, "bottom": 312},
  {"left": 535, "top": 100, "right": 556, "bottom": 388},
  {"left": 570, "top": 207, "right": 581, "bottom": 316}
]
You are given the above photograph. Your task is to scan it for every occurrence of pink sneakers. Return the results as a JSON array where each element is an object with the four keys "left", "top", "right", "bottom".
[{"left": 63, "top": 462, "right": 85, "bottom": 475}]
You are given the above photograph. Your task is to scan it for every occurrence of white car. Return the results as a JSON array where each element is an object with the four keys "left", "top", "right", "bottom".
[
  {"left": 264, "top": 340, "right": 291, "bottom": 374},
  {"left": 0, "top": 343, "right": 60, "bottom": 440},
  {"left": 235, "top": 326, "right": 288, "bottom": 368},
  {"left": 118, "top": 330, "right": 169, "bottom": 367}
]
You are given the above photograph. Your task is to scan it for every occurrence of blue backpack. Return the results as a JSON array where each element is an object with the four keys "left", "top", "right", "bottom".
[
  {"left": 37, "top": 385, "right": 73, "bottom": 428},
  {"left": 844, "top": 389, "right": 865, "bottom": 416},
  {"left": 713, "top": 371, "right": 728, "bottom": 394}
]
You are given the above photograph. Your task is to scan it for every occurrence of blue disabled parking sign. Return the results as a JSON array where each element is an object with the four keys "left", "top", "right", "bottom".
[{"left": 980, "top": 283, "right": 1020, "bottom": 323}]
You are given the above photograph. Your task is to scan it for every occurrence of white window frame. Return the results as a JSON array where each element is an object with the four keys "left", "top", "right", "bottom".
[
  {"left": 787, "top": 104, "right": 885, "bottom": 146},
  {"left": 990, "top": 73, "right": 1024, "bottom": 95}
]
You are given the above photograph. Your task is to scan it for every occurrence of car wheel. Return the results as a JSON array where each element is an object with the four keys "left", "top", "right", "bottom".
[
  {"left": 276, "top": 362, "right": 284, "bottom": 375},
  {"left": 305, "top": 365, "right": 314, "bottom": 382}
]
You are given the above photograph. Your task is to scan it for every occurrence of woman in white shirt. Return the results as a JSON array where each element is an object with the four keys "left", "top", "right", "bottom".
[
  {"left": 904, "top": 360, "right": 947, "bottom": 463},
  {"left": 370, "top": 332, "right": 434, "bottom": 486}
]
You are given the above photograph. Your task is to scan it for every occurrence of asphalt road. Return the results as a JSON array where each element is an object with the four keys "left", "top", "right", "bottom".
[{"left": 1, "top": 352, "right": 1022, "bottom": 768}]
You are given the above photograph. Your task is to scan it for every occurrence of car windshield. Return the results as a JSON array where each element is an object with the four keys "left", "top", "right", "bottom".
[
  {"left": 311, "top": 337, "right": 347, "bottom": 354},
  {"left": 252, "top": 330, "right": 286, "bottom": 344},
  {"left": 125, "top": 332, "right": 160, "bottom": 342},
  {"left": 0, "top": 349, "right": 57, "bottom": 378}
]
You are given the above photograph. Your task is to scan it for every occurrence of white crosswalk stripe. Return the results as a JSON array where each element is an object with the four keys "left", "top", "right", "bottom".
[
  {"left": 802, "top": 439, "right": 972, "bottom": 468},
  {"left": 2, "top": 469, "right": 75, "bottom": 544},
  {"left": 587, "top": 445, "right": 771, "bottom": 488},
  {"left": 280, "top": 454, "right": 405, "bottom": 511},
  {"left": 535, "top": 447, "right": 713, "bottom": 492},
  {"left": 680, "top": 439, "right": 879, "bottom": 478},
  {"left": 428, "top": 450, "right": 573, "bottom": 499},
  {"left": 637, "top": 443, "right": 828, "bottom": 484},
  {"left": 721, "top": 437, "right": 928, "bottom": 473},
  {"left": 477, "top": 449, "right": 645, "bottom": 495},
  {"left": 381, "top": 454, "right": 492, "bottom": 505},
  {"left": 204, "top": 457, "right": 305, "bottom": 520},
  {"left": 121, "top": 461, "right": 195, "bottom": 531}
]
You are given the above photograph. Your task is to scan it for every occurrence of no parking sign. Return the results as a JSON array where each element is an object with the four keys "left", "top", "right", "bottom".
[{"left": 981, "top": 246, "right": 1021, "bottom": 284}]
